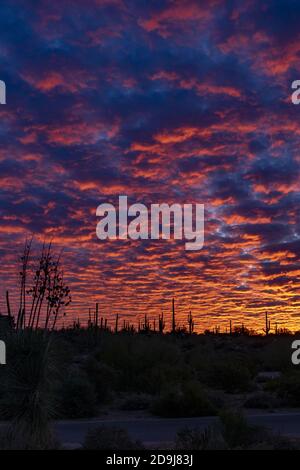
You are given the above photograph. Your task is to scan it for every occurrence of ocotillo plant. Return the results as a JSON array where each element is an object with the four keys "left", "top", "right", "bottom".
[
  {"left": 24, "top": 241, "right": 71, "bottom": 331},
  {"left": 263, "top": 311, "right": 271, "bottom": 336},
  {"left": 187, "top": 311, "right": 194, "bottom": 334},
  {"left": 17, "top": 237, "right": 32, "bottom": 329}
]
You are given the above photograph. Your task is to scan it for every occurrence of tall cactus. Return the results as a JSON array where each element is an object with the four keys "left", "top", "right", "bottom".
[
  {"left": 187, "top": 310, "right": 194, "bottom": 334},
  {"left": 95, "top": 302, "right": 99, "bottom": 328},
  {"left": 115, "top": 314, "right": 119, "bottom": 333},
  {"left": 143, "top": 314, "right": 150, "bottom": 333},
  {"left": 172, "top": 298, "right": 176, "bottom": 333},
  {"left": 158, "top": 312, "right": 165, "bottom": 333},
  {"left": 263, "top": 311, "right": 271, "bottom": 336}
]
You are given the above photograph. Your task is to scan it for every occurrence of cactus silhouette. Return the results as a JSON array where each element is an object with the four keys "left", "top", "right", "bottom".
[
  {"left": 187, "top": 311, "right": 194, "bottom": 334},
  {"left": 115, "top": 314, "right": 119, "bottom": 333},
  {"left": 142, "top": 314, "right": 151, "bottom": 333},
  {"left": 172, "top": 298, "right": 176, "bottom": 333},
  {"left": 263, "top": 311, "right": 271, "bottom": 336},
  {"left": 95, "top": 303, "right": 99, "bottom": 328},
  {"left": 158, "top": 312, "right": 165, "bottom": 333}
]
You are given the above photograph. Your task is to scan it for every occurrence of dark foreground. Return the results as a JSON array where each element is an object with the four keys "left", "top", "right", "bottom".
[
  {"left": 1, "top": 329, "right": 300, "bottom": 449},
  {"left": 53, "top": 411, "right": 300, "bottom": 446}
]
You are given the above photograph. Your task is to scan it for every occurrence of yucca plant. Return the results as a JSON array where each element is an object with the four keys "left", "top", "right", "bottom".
[{"left": 0, "top": 330, "right": 59, "bottom": 449}]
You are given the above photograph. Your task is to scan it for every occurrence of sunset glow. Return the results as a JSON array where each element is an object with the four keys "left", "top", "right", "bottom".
[{"left": 1, "top": 0, "right": 300, "bottom": 333}]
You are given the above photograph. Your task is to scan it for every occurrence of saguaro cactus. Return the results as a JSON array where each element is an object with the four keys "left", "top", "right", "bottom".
[
  {"left": 263, "top": 311, "right": 271, "bottom": 336},
  {"left": 158, "top": 312, "right": 165, "bottom": 333},
  {"left": 172, "top": 298, "right": 176, "bottom": 333},
  {"left": 187, "top": 311, "right": 194, "bottom": 334},
  {"left": 143, "top": 314, "right": 150, "bottom": 332},
  {"left": 115, "top": 314, "right": 119, "bottom": 333},
  {"left": 95, "top": 303, "right": 99, "bottom": 328}
]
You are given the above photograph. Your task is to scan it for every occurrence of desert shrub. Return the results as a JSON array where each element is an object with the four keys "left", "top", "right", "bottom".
[
  {"left": 58, "top": 371, "right": 97, "bottom": 418},
  {"left": 175, "top": 412, "right": 297, "bottom": 450},
  {"left": 205, "top": 389, "right": 226, "bottom": 410},
  {"left": 151, "top": 381, "right": 217, "bottom": 418},
  {"left": 96, "top": 335, "right": 190, "bottom": 394},
  {"left": 175, "top": 426, "right": 226, "bottom": 450},
  {"left": 261, "top": 339, "right": 293, "bottom": 372},
  {"left": 219, "top": 411, "right": 264, "bottom": 448},
  {"left": 83, "top": 426, "right": 143, "bottom": 450},
  {"left": 82, "top": 357, "right": 117, "bottom": 402},
  {"left": 99, "top": 335, "right": 180, "bottom": 370},
  {"left": 204, "top": 361, "right": 252, "bottom": 393},
  {"left": 0, "top": 427, "right": 60, "bottom": 450},
  {"left": 276, "top": 371, "right": 300, "bottom": 406},
  {"left": 144, "top": 363, "right": 194, "bottom": 394},
  {"left": 247, "top": 434, "right": 298, "bottom": 450},
  {"left": 244, "top": 391, "right": 281, "bottom": 409},
  {"left": 120, "top": 393, "right": 152, "bottom": 411}
]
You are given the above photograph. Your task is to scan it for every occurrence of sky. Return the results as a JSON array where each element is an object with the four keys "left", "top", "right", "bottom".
[{"left": 0, "top": 0, "right": 300, "bottom": 332}]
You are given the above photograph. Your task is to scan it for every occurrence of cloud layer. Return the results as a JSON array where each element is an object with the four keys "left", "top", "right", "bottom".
[{"left": 0, "top": 0, "right": 300, "bottom": 332}]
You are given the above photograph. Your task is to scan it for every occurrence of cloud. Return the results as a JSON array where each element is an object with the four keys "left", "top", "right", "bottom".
[{"left": 0, "top": 0, "right": 299, "bottom": 332}]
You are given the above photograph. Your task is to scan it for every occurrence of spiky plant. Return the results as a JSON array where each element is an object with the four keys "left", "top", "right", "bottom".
[{"left": 1, "top": 330, "right": 59, "bottom": 449}]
